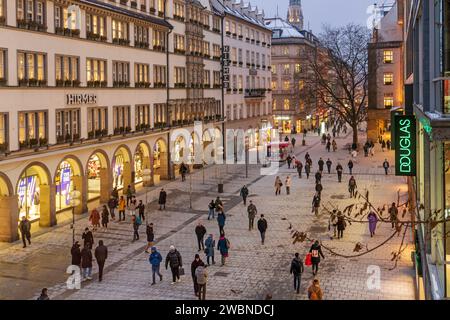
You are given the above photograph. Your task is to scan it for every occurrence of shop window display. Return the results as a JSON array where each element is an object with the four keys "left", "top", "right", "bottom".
[
  {"left": 87, "top": 154, "right": 101, "bottom": 200},
  {"left": 55, "top": 161, "right": 74, "bottom": 211}
]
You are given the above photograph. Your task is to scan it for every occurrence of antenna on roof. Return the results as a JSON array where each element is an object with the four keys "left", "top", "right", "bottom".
[{"left": 276, "top": 5, "right": 279, "bottom": 18}]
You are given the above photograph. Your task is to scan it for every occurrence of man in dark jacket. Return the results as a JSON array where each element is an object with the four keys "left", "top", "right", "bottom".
[
  {"left": 94, "top": 240, "right": 108, "bottom": 282},
  {"left": 315, "top": 171, "right": 322, "bottom": 184},
  {"left": 165, "top": 245, "right": 183, "bottom": 284},
  {"left": 326, "top": 159, "right": 332, "bottom": 174},
  {"left": 315, "top": 183, "right": 323, "bottom": 198},
  {"left": 383, "top": 159, "right": 390, "bottom": 175},
  {"left": 37, "top": 288, "right": 49, "bottom": 300},
  {"left": 318, "top": 158, "right": 325, "bottom": 172},
  {"left": 81, "top": 244, "right": 93, "bottom": 280},
  {"left": 389, "top": 202, "right": 399, "bottom": 229},
  {"left": 71, "top": 241, "right": 81, "bottom": 267},
  {"left": 82, "top": 227, "right": 94, "bottom": 249},
  {"left": 180, "top": 162, "right": 188, "bottom": 181},
  {"left": 19, "top": 216, "right": 31, "bottom": 248},
  {"left": 348, "top": 176, "right": 357, "bottom": 198},
  {"left": 108, "top": 197, "right": 117, "bottom": 221},
  {"left": 336, "top": 163, "right": 343, "bottom": 183},
  {"left": 290, "top": 253, "right": 304, "bottom": 294},
  {"left": 149, "top": 246, "right": 163, "bottom": 285},
  {"left": 158, "top": 188, "right": 167, "bottom": 210},
  {"left": 286, "top": 155, "right": 292, "bottom": 169},
  {"left": 257, "top": 215, "right": 268, "bottom": 245},
  {"left": 312, "top": 194, "right": 321, "bottom": 216},
  {"left": 247, "top": 200, "right": 258, "bottom": 231},
  {"left": 137, "top": 200, "right": 145, "bottom": 221},
  {"left": 309, "top": 241, "right": 325, "bottom": 276},
  {"left": 240, "top": 185, "right": 249, "bottom": 205},
  {"left": 191, "top": 254, "right": 205, "bottom": 297},
  {"left": 195, "top": 222, "right": 207, "bottom": 252},
  {"left": 297, "top": 161, "right": 303, "bottom": 178},
  {"left": 217, "top": 209, "right": 226, "bottom": 235}
]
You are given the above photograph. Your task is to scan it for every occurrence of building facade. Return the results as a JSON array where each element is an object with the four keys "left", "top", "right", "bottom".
[
  {"left": 367, "top": 1, "right": 404, "bottom": 142},
  {"left": 0, "top": 0, "right": 228, "bottom": 242}
]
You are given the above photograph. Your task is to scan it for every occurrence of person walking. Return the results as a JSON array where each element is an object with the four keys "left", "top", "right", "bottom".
[
  {"left": 290, "top": 253, "right": 304, "bottom": 294},
  {"left": 158, "top": 188, "right": 167, "bottom": 210},
  {"left": 108, "top": 196, "right": 117, "bottom": 221},
  {"left": 332, "top": 139, "right": 337, "bottom": 152},
  {"left": 137, "top": 200, "right": 145, "bottom": 221},
  {"left": 247, "top": 200, "right": 257, "bottom": 231},
  {"left": 195, "top": 264, "right": 208, "bottom": 300},
  {"left": 389, "top": 203, "right": 399, "bottom": 229},
  {"left": 381, "top": 140, "right": 386, "bottom": 152},
  {"left": 315, "top": 171, "right": 322, "bottom": 185},
  {"left": 82, "top": 227, "right": 94, "bottom": 249},
  {"left": 89, "top": 208, "right": 101, "bottom": 232},
  {"left": 257, "top": 214, "right": 268, "bottom": 245},
  {"left": 285, "top": 175, "right": 291, "bottom": 195},
  {"left": 165, "top": 245, "right": 183, "bottom": 284},
  {"left": 118, "top": 196, "right": 126, "bottom": 221},
  {"left": 81, "top": 244, "right": 93, "bottom": 281},
  {"left": 191, "top": 254, "right": 205, "bottom": 297},
  {"left": 71, "top": 241, "right": 81, "bottom": 268},
  {"left": 240, "top": 185, "right": 249, "bottom": 205},
  {"left": 326, "top": 159, "right": 332, "bottom": 174},
  {"left": 336, "top": 212, "right": 346, "bottom": 239},
  {"left": 204, "top": 234, "right": 215, "bottom": 265},
  {"left": 217, "top": 209, "right": 226, "bottom": 235},
  {"left": 149, "top": 246, "right": 163, "bottom": 285},
  {"left": 326, "top": 140, "right": 331, "bottom": 152},
  {"left": 286, "top": 155, "right": 293, "bottom": 169},
  {"left": 383, "top": 159, "right": 390, "bottom": 175},
  {"left": 387, "top": 140, "right": 391, "bottom": 150},
  {"left": 37, "top": 288, "right": 50, "bottom": 300},
  {"left": 180, "top": 162, "right": 188, "bottom": 182},
  {"left": 297, "top": 161, "right": 303, "bottom": 178},
  {"left": 217, "top": 233, "right": 230, "bottom": 266},
  {"left": 125, "top": 185, "right": 133, "bottom": 206},
  {"left": 348, "top": 176, "right": 357, "bottom": 198},
  {"left": 336, "top": 163, "right": 343, "bottom": 183},
  {"left": 291, "top": 137, "right": 296, "bottom": 148},
  {"left": 348, "top": 160, "right": 354, "bottom": 175},
  {"left": 19, "top": 216, "right": 31, "bottom": 248},
  {"left": 315, "top": 182, "right": 323, "bottom": 199},
  {"left": 215, "top": 197, "right": 223, "bottom": 215},
  {"left": 145, "top": 223, "right": 155, "bottom": 253},
  {"left": 207, "top": 200, "right": 216, "bottom": 220},
  {"left": 94, "top": 240, "right": 108, "bottom": 282},
  {"left": 312, "top": 194, "right": 321, "bottom": 216},
  {"left": 318, "top": 158, "right": 325, "bottom": 172},
  {"left": 132, "top": 214, "right": 142, "bottom": 242},
  {"left": 195, "top": 222, "right": 207, "bottom": 252},
  {"left": 305, "top": 162, "right": 311, "bottom": 179},
  {"left": 309, "top": 240, "right": 325, "bottom": 276},
  {"left": 329, "top": 210, "right": 338, "bottom": 237},
  {"left": 111, "top": 187, "right": 119, "bottom": 200},
  {"left": 274, "top": 176, "right": 282, "bottom": 196},
  {"left": 368, "top": 211, "right": 378, "bottom": 237},
  {"left": 128, "top": 199, "right": 137, "bottom": 217},
  {"left": 308, "top": 279, "right": 323, "bottom": 300},
  {"left": 101, "top": 205, "right": 109, "bottom": 229}
]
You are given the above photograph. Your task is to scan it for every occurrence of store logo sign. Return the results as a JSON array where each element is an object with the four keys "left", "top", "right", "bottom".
[
  {"left": 395, "top": 115, "right": 416, "bottom": 176},
  {"left": 66, "top": 94, "right": 97, "bottom": 105}
]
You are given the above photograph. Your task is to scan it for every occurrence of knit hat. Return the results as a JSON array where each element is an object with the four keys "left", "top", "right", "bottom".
[
  {"left": 151, "top": 247, "right": 156, "bottom": 252},
  {"left": 169, "top": 245, "right": 175, "bottom": 251}
]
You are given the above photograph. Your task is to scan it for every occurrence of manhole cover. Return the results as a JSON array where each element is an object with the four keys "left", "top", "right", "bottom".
[
  {"left": 331, "top": 194, "right": 347, "bottom": 199},
  {"left": 214, "top": 272, "right": 229, "bottom": 277}
]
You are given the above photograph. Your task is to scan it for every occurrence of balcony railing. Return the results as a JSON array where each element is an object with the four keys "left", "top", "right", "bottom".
[{"left": 245, "top": 88, "right": 266, "bottom": 98}]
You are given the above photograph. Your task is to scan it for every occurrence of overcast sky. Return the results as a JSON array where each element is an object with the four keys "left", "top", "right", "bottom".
[{"left": 252, "top": 0, "right": 380, "bottom": 35}]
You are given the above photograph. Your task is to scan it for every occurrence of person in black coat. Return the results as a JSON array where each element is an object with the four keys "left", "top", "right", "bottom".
[
  {"left": 71, "top": 241, "right": 81, "bottom": 267},
  {"left": 290, "top": 253, "right": 304, "bottom": 294},
  {"left": 165, "top": 245, "right": 183, "bottom": 284},
  {"left": 145, "top": 223, "right": 155, "bottom": 253},
  {"left": 309, "top": 241, "right": 325, "bottom": 276},
  {"left": 257, "top": 215, "right": 268, "bottom": 245},
  {"left": 81, "top": 244, "right": 93, "bottom": 280},
  {"left": 82, "top": 227, "right": 94, "bottom": 249},
  {"left": 195, "top": 222, "right": 207, "bottom": 252},
  {"left": 191, "top": 254, "right": 205, "bottom": 297},
  {"left": 159, "top": 188, "right": 167, "bottom": 210},
  {"left": 95, "top": 240, "right": 108, "bottom": 282}
]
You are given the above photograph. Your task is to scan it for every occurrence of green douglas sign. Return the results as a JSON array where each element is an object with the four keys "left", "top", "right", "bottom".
[{"left": 394, "top": 115, "right": 416, "bottom": 176}]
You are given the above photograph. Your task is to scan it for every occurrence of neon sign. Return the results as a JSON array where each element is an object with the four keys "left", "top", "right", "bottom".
[{"left": 395, "top": 115, "right": 416, "bottom": 176}]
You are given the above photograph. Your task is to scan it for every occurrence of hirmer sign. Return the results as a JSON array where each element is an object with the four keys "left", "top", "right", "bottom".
[{"left": 394, "top": 115, "right": 416, "bottom": 176}]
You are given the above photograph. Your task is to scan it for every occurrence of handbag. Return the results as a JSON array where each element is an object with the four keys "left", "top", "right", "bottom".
[
  {"left": 204, "top": 248, "right": 209, "bottom": 255},
  {"left": 179, "top": 267, "right": 185, "bottom": 276},
  {"left": 305, "top": 253, "right": 312, "bottom": 266}
]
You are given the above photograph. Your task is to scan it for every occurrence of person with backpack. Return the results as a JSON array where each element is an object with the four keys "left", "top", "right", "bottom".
[
  {"left": 348, "top": 160, "right": 354, "bottom": 175},
  {"left": 217, "top": 209, "right": 226, "bottom": 235},
  {"left": 94, "top": 240, "right": 108, "bottom": 282},
  {"left": 204, "top": 234, "right": 215, "bottom": 265},
  {"left": 19, "top": 216, "right": 31, "bottom": 248},
  {"left": 348, "top": 176, "right": 357, "bottom": 198},
  {"left": 217, "top": 233, "right": 230, "bottom": 266},
  {"left": 207, "top": 200, "right": 216, "bottom": 220},
  {"left": 118, "top": 196, "right": 126, "bottom": 221},
  {"left": 145, "top": 223, "right": 155, "bottom": 253},
  {"left": 191, "top": 254, "right": 205, "bottom": 297},
  {"left": 132, "top": 214, "right": 142, "bottom": 242},
  {"left": 296, "top": 161, "right": 303, "bottom": 178},
  {"left": 149, "top": 246, "right": 163, "bottom": 285},
  {"left": 240, "top": 185, "right": 249, "bottom": 205},
  {"left": 336, "top": 163, "right": 343, "bottom": 183},
  {"left": 165, "top": 245, "right": 183, "bottom": 284},
  {"left": 137, "top": 200, "right": 145, "bottom": 221},
  {"left": 308, "top": 279, "right": 323, "bottom": 300},
  {"left": 108, "top": 196, "right": 117, "bottom": 221},
  {"left": 326, "top": 159, "right": 332, "bottom": 174},
  {"left": 336, "top": 212, "right": 346, "bottom": 239},
  {"left": 290, "top": 253, "right": 304, "bottom": 294},
  {"left": 309, "top": 240, "right": 325, "bottom": 276},
  {"left": 158, "top": 188, "right": 167, "bottom": 210},
  {"left": 195, "top": 222, "right": 207, "bottom": 252},
  {"left": 195, "top": 264, "right": 208, "bottom": 300},
  {"left": 383, "top": 159, "right": 390, "bottom": 175},
  {"left": 257, "top": 215, "right": 268, "bottom": 245},
  {"left": 247, "top": 200, "right": 257, "bottom": 231},
  {"left": 101, "top": 205, "right": 109, "bottom": 229}
]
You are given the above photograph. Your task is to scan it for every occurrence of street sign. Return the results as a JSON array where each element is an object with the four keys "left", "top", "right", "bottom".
[{"left": 394, "top": 115, "right": 416, "bottom": 176}]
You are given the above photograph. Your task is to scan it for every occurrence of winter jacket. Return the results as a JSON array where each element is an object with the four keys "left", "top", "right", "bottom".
[
  {"left": 81, "top": 248, "right": 93, "bottom": 268},
  {"left": 118, "top": 199, "right": 126, "bottom": 211},
  {"left": 217, "top": 213, "right": 226, "bottom": 227},
  {"left": 195, "top": 265, "right": 208, "bottom": 285},
  {"left": 247, "top": 204, "right": 257, "bottom": 219},
  {"left": 348, "top": 178, "right": 357, "bottom": 188},
  {"left": 159, "top": 191, "right": 167, "bottom": 204},
  {"left": 19, "top": 220, "right": 31, "bottom": 234},
  {"left": 205, "top": 237, "right": 215, "bottom": 257},
  {"left": 309, "top": 243, "right": 325, "bottom": 263},
  {"left": 240, "top": 187, "right": 249, "bottom": 198},
  {"left": 95, "top": 244, "right": 108, "bottom": 262},
  {"left": 383, "top": 161, "right": 390, "bottom": 169},
  {"left": 285, "top": 177, "right": 291, "bottom": 187},
  {"left": 146, "top": 225, "right": 154, "bottom": 242},
  {"left": 257, "top": 218, "right": 268, "bottom": 233},
  {"left": 348, "top": 161, "right": 354, "bottom": 169},
  {"left": 108, "top": 198, "right": 117, "bottom": 209},
  {"left": 217, "top": 237, "right": 229, "bottom": 255},
  {"left": 165, "top": 250, "right": 182, "bottom": 269},
  {"left": 82, "top": 231, "right": 94, "bottom": 247},
  {"left": 101, "top": 208, "right": 109, "bottom": 223},
  {"left": 89, "top": 209, "right": 100, "bottom": 225},
  {"left": 290, "top": 258, "right": 304, "bottom": 275},
  {"left": 336, "top": 215, "right": 346, "bottom": 231},
  {"left": 191, "top": 259, "right": 204, "bottom": 278},
  {"left": 336, "top": 165, "right": 343, "bottom": 173},
  {"left": 195, "top": 225, "right": 207, "bottom": 239},
  {"left": 315, "top": 184, "right": 323, "bottom": 193},
  {"left": 137, "top": 203, "right": 145, "bottom": 215},
  {"left": 389, "top": 206, "right": 398, "bottom": 221},
  {"left": 308, "top": 284, "right": 323, "bottom": 300},
  {"left": 149, "top": 251, "right": 162, "bottom": 266},
  {"left": 71, "top": 245, "right": 81, "bottom": 265}
]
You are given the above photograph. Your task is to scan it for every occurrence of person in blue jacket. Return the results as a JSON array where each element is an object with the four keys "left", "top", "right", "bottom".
[
  {"left": 217, "top": 208, "right": 226, "bottom": 235},
  {"left": 149, "top": 246, "right": 163, "bottom": 285}
]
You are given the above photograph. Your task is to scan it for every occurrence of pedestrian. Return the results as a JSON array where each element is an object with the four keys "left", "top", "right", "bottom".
[
  {"left": 285, "top": 175, "right": 291, "bottom": 195},
  {"left": 82, "top": 227, "right": 94, "bottom": 249},
  {"left": 389, "top": 203, "right": 399, "bottom": 229},
  {"left": 336, "top": 163, "right": 343, "bottom": 183},
  {"left": 387, "top": 140, "right": 391, "bottom": 150},
  {"left": 247, "top": 200, "right": 257, "bottom": 231},
  {"left": 240, "top": 185, "right": 249, "bottom": 205},
  {"left": 37, "top": 288, "right": 50, "bottom": 300},
  {"left": 305, "top": 162, "right": 311, "bottom": 179},
  {"left": 382, "top": 140, "right": 386, "bottom": 152},
  {"left": 149, "top": 246, "right": 163, "bottom": 285},
  {"left": 285, "top": 135, "right": 290, "bottom": 142},
  {"left": 132, "top": 214, "right": 142, "bottom": 241},
  {"left": 257, "top": 214, "right": 268, "bottom": 245},
  {"left": 158, "top": 188, "right": 167, "bottom": 210},
  {"left": 297, "top": 161, "right": 303, "bottom": 178},
  {"left": 326, "top": 158, "right": 332, "bottom": 174},
  {"left": 217, "top": 233, "right": 230, "bottom": 266},
  {"left": 108, "top": 196, "right": 117, "bottom": 221},
  {"left": 329, "top": 210, "right": 338, "bottom": 237},
  {"left": 290, "top": 253, "right": 304, "bottom": 294},
  {"left": 286, "top": 155, "right": 293, "bottom": 169},
  {"left": 18, "top": 216, "right": 31, "bottom": 248},
  {"left": 180, "top": 162, "right": 188, "bottom": 182},
  {"left": 165, "top": 245, "right": 183, "bottom": 284},
  {"left": 383, "top": 159, "right": 390, "bottom": 175},
  {"left": 312, "top": 194, "right": 321, "bottom": 216},
  {"left": 71, "top": 241, "right": 81, "bottom": 267},
  {"left": 137, "top": 200, "right": 145, "bottom": 221},
  {"left": 195, "top": 264, "right": 208, "bottom": 300},
  {"left": 145, "top": 223, "right": 155, "bottom": 253},
  {"left": 318, "top": 158, "right": 324, "bottom": 172},
  {"left": 215, "top": 197, "right": 223, "bottom": 215},
  {"left": 94, "top": 240, "right": 108, "bottom": 282},
  {"left": 370, "top": 141, "right": 375, "bottom": 156},
  {"left": 347, "top": 160, "right": 354, "bottom": 175},
  {"left": 274, "top": 176, "right": 282, "bottom": 195},
  {"left": 291, "top": 137, "right": 296, "bottom": 148},
  {"left": 308, "top": 279, "right": 323, "bottom": 300},
  {"left": 309, "top": 240, "right": 325, "bottom": 276},
  {"left": 89, "top": 208, "right": 100, "bottom": 231},
  {"left": 326, "top": 140, "right": 331, "bottom": 152},
  {"left": 207, "top": 200, "right": 216, "bottom": 220},
  {"left": 217, "top": 209, "right": 226, "bottom": 235},
  {"left": 101, "top": 205, "right": 109, "bottom": 229},
  {"left": 315, "top": 182, "right": 323, "bottom": 198},
  {"left": 336, "top": 212, "right": 346, "bottom": 239},
  {"left": 81, "top": 244, "right": 93, "bottom": 281},
  {"left": 195, "top": 222, "right": 207, "bottom": 252},
  {"left": 128, "top": 198, "right": 137, "bottom": 217},
  {"left": 315, "top": 171, "right": 322, "bottom": 184},
  {"left": 125, "top": 185, "right": 133, "bottom": 206},
  {"left": 111, "top": 187, "right": 119, "bottom": 200},
  {"left": 305, "top": 152, "right": 310, "bottom": 162},
  {"left": 348, "top": 176, "right": 357, "bottom": 198},
  {"left": 191, "top": 254, "right": 205, "bottom": 297},
  {"left": 118, "top": 196, "right": 126, "bottom": 221},
  {"left": 204, "top": 234, "right": 215, "bottom": 265},
  {"left": 368, "top": 211, "right": 378, "bottom": 237}
]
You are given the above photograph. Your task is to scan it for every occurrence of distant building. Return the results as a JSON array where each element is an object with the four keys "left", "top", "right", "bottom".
[{"left": 287, "top": 0, "right": 304, "bottom": 31}]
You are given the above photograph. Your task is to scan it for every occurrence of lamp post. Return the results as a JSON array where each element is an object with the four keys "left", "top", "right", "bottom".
[
  {"left": 69, "top": 189, "right": 81, "bottom": 245},
  {"left": 142, "top": 168, "right": 152, "bottom": 222},
  {"left": 245, "top": 136, "right": 249, "bottom": 179}
]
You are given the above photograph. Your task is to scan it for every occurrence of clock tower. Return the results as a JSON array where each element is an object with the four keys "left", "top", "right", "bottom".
[{"left": 287, "top": 0, "right": 304, "bottom": 30}]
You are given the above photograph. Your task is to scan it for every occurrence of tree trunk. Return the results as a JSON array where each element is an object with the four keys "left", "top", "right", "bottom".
[{"left": 352, "top": 124, "right": 359, "bottom": 147}]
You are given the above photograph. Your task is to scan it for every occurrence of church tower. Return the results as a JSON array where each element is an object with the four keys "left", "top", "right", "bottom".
[{"left": 287, "top": 0, "right": 304, "bottom": 30}]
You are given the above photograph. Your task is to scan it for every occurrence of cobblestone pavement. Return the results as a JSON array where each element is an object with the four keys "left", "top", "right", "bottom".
[{"left": 0, "top": 130, "right": 416, "bottom": 300}]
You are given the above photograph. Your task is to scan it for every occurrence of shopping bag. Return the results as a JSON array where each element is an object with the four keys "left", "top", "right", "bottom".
[
  {"left": 179, "top": 267, "right": 185, "bottom": 276},
  {"left": 305, "top": 253, "right": 312, "bottom": 266}
]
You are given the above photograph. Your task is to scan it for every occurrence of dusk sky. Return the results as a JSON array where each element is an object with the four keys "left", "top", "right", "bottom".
[{"left": 252, "top": 0, "right": 379, "bottom": 35}]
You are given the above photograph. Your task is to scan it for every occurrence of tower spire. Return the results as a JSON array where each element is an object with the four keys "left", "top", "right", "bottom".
[{"left": 287, "top": 0, "right": 304, "bottom": 30}]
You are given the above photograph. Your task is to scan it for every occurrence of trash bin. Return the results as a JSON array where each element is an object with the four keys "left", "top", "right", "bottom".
[{"left": 218, "top": 183, "right": 224, "bottom": 193}]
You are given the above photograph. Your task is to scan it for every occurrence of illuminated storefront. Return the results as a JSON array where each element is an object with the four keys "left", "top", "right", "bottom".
[
  {"left": 154, "top": 142, "right": 162, "bottom": 170},
  {"left": 112, "top": 152, "right": 125, "bottom": 189},
  {"left": 17, "top": 173, "right": 40, "bottom": 221},
  {"left": 55, "top": 161, "right": 74, "bottom": 211},
  {"left": 134, "top": 146, "right": 144, "bottom": 183},
  {"left": 87, "top": 154, "right": 101, "bottom": 200}
]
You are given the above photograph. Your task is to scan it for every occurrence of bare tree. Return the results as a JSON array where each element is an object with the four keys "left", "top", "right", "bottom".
[{"left": 303, "top": 24, "right": 370, "bottom": 146}]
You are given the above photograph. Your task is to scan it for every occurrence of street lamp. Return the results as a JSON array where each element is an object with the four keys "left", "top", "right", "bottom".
[
  {"left": 69, "top": 189, "right": 81, "bottom": 245},
  {"left": 245, "top": 136, "right": 249, "bottom": 179},
  {"left": 142, "top": 168, "right": 152, "bottom": 222}
]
